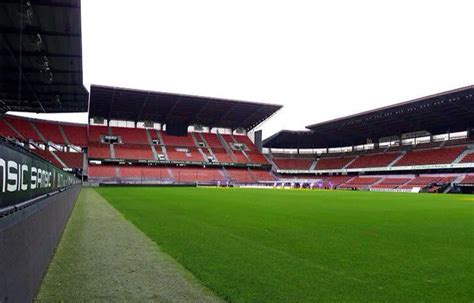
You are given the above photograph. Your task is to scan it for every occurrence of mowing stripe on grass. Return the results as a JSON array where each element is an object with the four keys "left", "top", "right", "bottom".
[{"left": 36, "top": 188, "right": 222, "bottom": 302}]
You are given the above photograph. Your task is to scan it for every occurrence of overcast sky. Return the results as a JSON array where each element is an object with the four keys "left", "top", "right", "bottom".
[{"left": 13, "top": 0, "right": 474, "bottom": 139}]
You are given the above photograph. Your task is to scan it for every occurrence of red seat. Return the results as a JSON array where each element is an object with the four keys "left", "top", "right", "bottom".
[
  {"left": 460, "top": 153, "right": 474, "bottom": 163},
  {"left": 399, "top": 176, "right": 455, "bottom": 189},
  {"left": 160, "top": 131, "right": 195, "bottom": 147},
  {"left": 232, "top": 150, "right": 249, "bottom": 163},
  {"left": 114, "top": 144, "right": 154, "bottom": 160},
  {"left": 250, "top": 169, "right": 275, "bottom": 181},
  {"left": 338, "top": 177, "right": 380, "bottom": 189},
  {"left": 348, "top": 153, "right": 400, "bottom": 168},
  {"left": 56, "top": 151, "right": 83, "bottom": 168},
  {"left": 89, "top": 165, "right": 117, "bottom": 178},
  {"left": 88, "top": 143, "right": 111, "bottom": 159},
  {"left": 225, "top": 168, "right": 255, "bottom": 183},
  {"left": 460, "top": 175, "right": 474, "bottom": 184},
  {"left": 273, "top": 158, "right": 313, "bottom": 170},
  {"left": 35, "top": 121, "right": 65, "bottom": 144},
  {"left": 170, "top": 167, "right": 223, "bottom": 183},
  {"left": 394, "top": 147, "right": 464, "bottom": 166},
  {"left": 166, "top": 147, "right": 205, "bottom": 162},
  {"left": 111, "top": 127, "right": 149, "bottom": 144},
  {"left": 212, "top": 149, "right": 234, "bottom": 163},
  {"left": 4, "top": 116, "right": 41, "bottom": 141},
  {"left": 119, "top": 166, "right": 171, "bottom": 179},
  {"left": 315, "top": 157, "right": 355, "bottom": 170},
  {"left": 62, "top": 124, "right": 88, "bottom": 146},
  {"left": 0, "top": 118, "right": 18, "bottom": 138},
  {"left": 371, "top": 178, "right": 411, "bottom": 189},
  {"left": 201, "top": 133, "right": 224, "bottom": 148},
  {"left": 89, "top": 126, "right": 109, "bottom": 143},
  {"left": 31, "top": 149, "right": 63, "bottom": 168}
]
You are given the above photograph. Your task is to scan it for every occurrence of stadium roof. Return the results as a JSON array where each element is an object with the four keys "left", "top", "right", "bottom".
[
  {"left": 89, "top": 85, "right": 283, "bottom": 131},
  {"left": 264, "top": 85, "right": 474, "bottom": 149},
  {"left": 0, "top": 0, "right": 88, "bottom": 113}
]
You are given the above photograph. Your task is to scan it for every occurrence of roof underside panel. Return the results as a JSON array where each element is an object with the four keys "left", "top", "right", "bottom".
[
  {"left": 0, "top": 0, "right": 88, "bottom": 113},
  {"left": 264, "top": 86, "right": 474, "bottom": 148},
  {"left": 89, "top": 85, "right": 282, "bottom": 131}
]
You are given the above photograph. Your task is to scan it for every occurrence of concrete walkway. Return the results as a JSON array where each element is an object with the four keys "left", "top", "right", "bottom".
[{"left": 36, "top": 188, "right": 222, "bottom": 302}]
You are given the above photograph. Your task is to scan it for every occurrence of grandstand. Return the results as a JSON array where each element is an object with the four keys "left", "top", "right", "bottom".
[
  {"left": 264, "top": 85, "right": 474, "bottom": 193},
  {"left": 74, "top": 85, "right": 281, "bottom": 184},
  {"left": 3, "top": 85, "right": 474, "bottom": 192}
]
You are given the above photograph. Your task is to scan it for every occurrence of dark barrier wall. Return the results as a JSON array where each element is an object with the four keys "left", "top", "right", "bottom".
[
  {"left": 0, "top": 184, "right": 81, "bottom": 302},
  {"left": 0, "top": 139, "right": 81, "bottom": 302},
  {"left": 0, "top": 139, "right": 78, "bottom": 209}
]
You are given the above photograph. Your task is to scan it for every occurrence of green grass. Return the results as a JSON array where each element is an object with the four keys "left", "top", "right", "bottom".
[{"left": 95, "top": 187, "right": 474, "bottom": 302}]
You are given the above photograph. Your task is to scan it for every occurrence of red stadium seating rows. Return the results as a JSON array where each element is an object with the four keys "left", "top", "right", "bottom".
[
  {"left": 393, "top": 147, "right": 465, "bottom": 166},
  {"left": 111, "top": 127, "right": 149, "bottom": 144},
  {"left": 371, "top": 178, "right": 411, "bottom": 189},
  {"left": 200, "top": 133, "right": 224, "bottom": 148},
  {"left": 114, "top": 144, "right": 154, "bottom": 160},
  {"left": 87, "top": 165, "right": 273, "bottom": 183},
  {"left": 315, "top": 157, "right": 355, "bottom": 170},
  {"left": 347, "top": 153, "right": 400, "bottom": 168},
  {"left": 273, "top": 158, "right": 313, "bottom": 170},
  {"left": 338, "top": 177, "right": 381, "bottom": 189},
  {"left": 399, "top": 176, "right": 454, "bottom": 189},
  {"left": 460, "top": 175, "right": 474, "bottom": 184},
  {"left": 460, "top": 152, "right": 474, "bottom": 163},
  {"left": 30, "top": 149, "right": 83, "bottom": 169}
]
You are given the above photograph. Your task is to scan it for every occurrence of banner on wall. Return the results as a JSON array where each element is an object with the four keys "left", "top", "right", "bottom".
[{"left": 0, "top": 141, "right": 79, "bottom": 209}]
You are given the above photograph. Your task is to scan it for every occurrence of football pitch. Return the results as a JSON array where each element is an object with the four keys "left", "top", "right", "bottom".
[{"left": 96, "top": 187, "right": 474, "bottom": 302}]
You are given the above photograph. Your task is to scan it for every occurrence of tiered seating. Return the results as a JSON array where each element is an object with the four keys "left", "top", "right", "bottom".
[
  {"left": 88, "top": 143, "right": 111, "bottom": 159},
  {"left": 399, "top": 176, "right": 455, "bottom": 189},
  {"left": 89, "top": 165, "right": 117, "bottom": 178},
  {"left": 212, "top": 149, "right": 234, "bottom": 163},
  {"left": 315, "top": 157, "right": 355, "bottom": 170},
  {"left": 62, "top": 124, "right": 88, "bottom": 146},
  {"left": 460, "top": 152, "right": 474, "bottom": 163},
  {"left": 160, "top": 132, "right": 195, "bottom": 146},
  {"left": 250, "top": 169, "right": 275, "bottom": 181},
  {"left": 56, "top": 151, "right": 83, "bottom": 168},
  {"left": 347, "top": 153, "right": 400, "bottom": 168},
  {"left": 31, "top": 149, "right": 63, "bottom": 168},
  {"left": 112, "top": 127, "right": 148, "bottom": 144},
  {"left": 460, "top": 175, "right": 474, "bottom": 184},
  {"left": 338, "top": 177, "right": 381, "bottom": 189},
  {"left": 371, "top": 178, "right": 411, "bottom": 189},
  {"left": 119, "top": 166, "right": 171, "bottom": 179},
  {"left": 232, "top": 150, "right": 249, "bottom": 163},
  {"left": 225, "top": 168, "right": 255, "bottom": 183},
  {"left": 0, "top": 118, "right": 18, "bottom": 138},
  {"left": 89, "top": 126, "right": 109, "bottom": 142},
  {"left": 221, "top": 134, "right": 237, "bottom": 146},
  {"left": 233, "top": 134, "right": 256, "bottom": 150},
  {"left": 273, "top": 158, "right": 313, "bottom": 170},
  {"left": 321, "top": 176, "right": 352, "bottom": 187},
  {"left": 34, "top": 121, "right": 65, "bottom": 144},
  {"left": 201, "top": 133, "right": 223, "bottom": 148},
  {"left": 166, "top": 147, "right": 205, "bottom": 162},
  {"left": 170, "top": 167, "right": 223, "bottom": 183},
  {"left": 394, "top": 147, "right": 464, "bottom": 166},
  {"left": 4, "top": 116, "right": 41, "bottom": 141},
  {"left": 114, "top": 144, "right": 154, "bottom": 160},
  {"left": 247, "top": 152, "right": 269, "bottom": 164}
]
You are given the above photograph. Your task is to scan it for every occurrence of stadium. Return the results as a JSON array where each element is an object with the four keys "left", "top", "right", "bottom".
[{"left": 1, "top": 1, "right": 473, "bottom": 302}]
